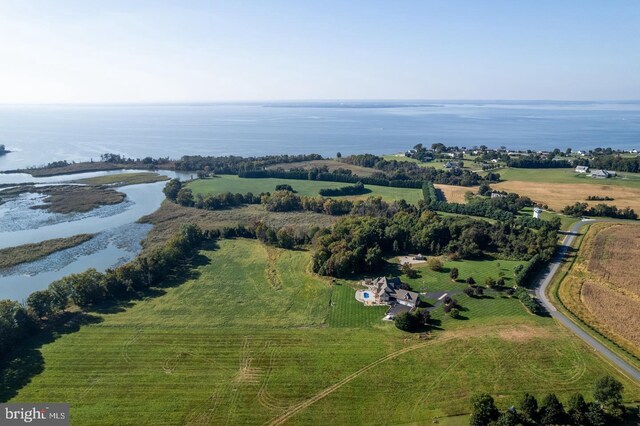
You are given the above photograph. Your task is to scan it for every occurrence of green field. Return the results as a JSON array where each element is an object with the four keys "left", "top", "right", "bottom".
[
  {"left": 188, "top": 175, "right": 424, "bottom": 203},
  {"left": 10, "top": 239, "right": 640, "bottom": 424},
  {"left": 498, "top": 167, "right": 640, "bottom": 189},
  {"left": 381, "top": 153, "right": 492, "bottom": 172}
]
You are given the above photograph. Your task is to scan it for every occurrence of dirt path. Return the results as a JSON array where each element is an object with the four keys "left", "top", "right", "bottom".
[{"left": 264, "top": 341, "right": 430, "bottom": 426}]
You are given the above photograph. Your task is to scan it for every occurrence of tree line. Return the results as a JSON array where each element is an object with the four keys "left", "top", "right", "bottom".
[
  {"left": 561, "top": 202, "right": 637, "bottom": 220},
  {"left": 318, "top": 181, "right": 368, "bottom": 196},
  {"left": 589, "top": 154, "right": 640, "bottom": 173},
  {"left": 174, "top": 154, "right": 323, "bottom": 174},
  {"left": 469, "top": 375, "right": 626, "bottom": 425},
  {"left": 507, "top": 156, "right": 573, "bottom": 168}
]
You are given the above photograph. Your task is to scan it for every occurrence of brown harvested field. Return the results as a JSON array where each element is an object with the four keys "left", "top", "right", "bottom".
[
  {"left": 582, "top": 281, "right": 640, "bottom": 349},
  {"left": 558, "top": 223, "right": 640, "bottom": 360},
  {"left": 139, "top": 201, "right": 338, "bottom": 250},
  {"left": 587, "top": 225, "right": 640, "bottom": 297},
  {"left": 266, "top": 159, "right": 377, "bottom": 177},
  {"left": 435, "top": 184, "right": 475, "bottom": 203},
  {"left": 493, "top": 181, "right": 640, "bottom": 211}
]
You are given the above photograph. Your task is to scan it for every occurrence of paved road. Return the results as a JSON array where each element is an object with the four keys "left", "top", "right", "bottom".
[{"left": 534, "top": 219, "right": 640, "bottom": 382}]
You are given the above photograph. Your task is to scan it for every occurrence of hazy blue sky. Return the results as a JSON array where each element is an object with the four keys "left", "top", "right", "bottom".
[{"left": 0, "top": 0, "right": 638, "bottom": 103}]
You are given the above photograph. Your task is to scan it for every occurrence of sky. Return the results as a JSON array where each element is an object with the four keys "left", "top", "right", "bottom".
[{"left": 0, "top": 0, "right": 638, "bottom": 103}]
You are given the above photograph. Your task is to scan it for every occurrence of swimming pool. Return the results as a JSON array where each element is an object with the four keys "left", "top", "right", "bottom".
[{"left": 363, "top": 292, "right": 370, "bottom": 299}]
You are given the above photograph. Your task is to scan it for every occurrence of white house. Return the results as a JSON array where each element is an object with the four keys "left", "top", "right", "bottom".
[
  {"left": 575, "top": 165, "right": 589, "bottom": 173},
  {"left": 533, "top": 207, "right": 542, "bottom": 219}
]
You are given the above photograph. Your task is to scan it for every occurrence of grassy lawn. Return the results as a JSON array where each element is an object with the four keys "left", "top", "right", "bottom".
[
  {"left": 187, "top": 175, "right": 423, "bottom": 203},
  {"left": 9, "top": 239, "right": 640, "bottom": 424}
]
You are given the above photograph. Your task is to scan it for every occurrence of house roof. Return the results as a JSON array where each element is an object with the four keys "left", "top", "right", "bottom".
[{"left": 391, "top": 289, "right": 420, "bottom": 304}]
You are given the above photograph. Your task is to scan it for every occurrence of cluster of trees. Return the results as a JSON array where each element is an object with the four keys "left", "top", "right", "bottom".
[
  {"left": 442, "top": 295, "right": 461, "bottom": 318},
  {"left": 318, "top": 182, "right": 368, "bottom": 196},
  {"left": 311, "top": 206, "right": 558, "bottom": 277},
  {"left": 561, "top": 202, "right": 637, "bottom": 220},
  {"left": 174, "top": 154, "right": 323, "bottom": 174},
  {"left": 507, "top": 156, "right": 572, "bottom": 168},
  {"left": 394, "top": 309, "right": 431, "bottom": 332},
  {"left": 164, "top": 179, "right": 264, "bottom": 210},
  {"left": 99, "top": 153, "right": 171, "bottom": 165},
  {"left": 469, "top": 375, "right": 626, "bottom": 426},
  {"left": 340, "top": 154, "right": 498, "bottom": 186},
  {"left": 589, "top": 154, "right": 640, "bottom": 173},
  {"left": 514, "top": 287, "right": 542, "bottom": 314},
  {"left": 586, "top": 195, "right": 614, "bottom": 201},
  {"left": 261, "top": 190, "right": 354, "bottom": 215}
]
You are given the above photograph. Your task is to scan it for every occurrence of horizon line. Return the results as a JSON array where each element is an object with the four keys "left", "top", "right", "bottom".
[{"left": 1, "top": 98, "right": 640, "bottom": 107}]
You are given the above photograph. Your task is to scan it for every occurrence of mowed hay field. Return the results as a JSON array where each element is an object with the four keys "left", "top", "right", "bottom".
[
  {"left": 558, "top": 223, "right": 640, "bottom": 363},
  {"left": 187, "top": 175, "right": 424, "bottom": 203},
  {"left": 435, "top": 184, "right": 474, "bottom": 203},
  {"left": 10, "top": 239, "right": 640, "bottom": 425},
  {"left": 493, "top": 180, "right": 640, "bottom": 212}
]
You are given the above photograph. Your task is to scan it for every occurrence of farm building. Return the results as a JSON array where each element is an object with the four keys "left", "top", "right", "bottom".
[
  {"left": 533, "top": 207, "right": 543, "bottom": 219},
  {"left": 575, "top": 165, "right": 589, "bottom": 173},
  {"left": 590, "top": 169, "right": 616, "bottom": 179}
]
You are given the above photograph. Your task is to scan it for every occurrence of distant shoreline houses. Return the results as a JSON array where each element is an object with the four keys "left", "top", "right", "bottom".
[{"left": 574, "top": 165, "right": 618, "bottom": 179}]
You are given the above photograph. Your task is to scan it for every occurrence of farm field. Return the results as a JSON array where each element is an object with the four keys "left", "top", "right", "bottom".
[
  {"left": 9, "top": 239, "right": 640, "bottom": 425},
  {"left": 497, "top": 167, "right": 640, "bottom": 189},
  {"left": 435, "top": 183, "right": 474, "bottom": 203},
  {"left": 493, "top": 180, "right": 640, "bottom": 212},
  {"left": 187, "top": 175, "right": 424, "bottom": 203},
  {"left": 558, "top": 223, "right": 640, "bottom": 362}
]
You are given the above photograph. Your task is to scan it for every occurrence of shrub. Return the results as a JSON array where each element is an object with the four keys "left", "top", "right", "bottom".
[
  {"left": 449, "top": 308, "right": 460, "bottom": 319},
  {"left": 463, "top": 287, "right": 475, "bottom": 297},
  {"left": 394, "top": 312, "right": 419, "bottom": 332},
  {"left": 466, "top": 276, "right": 476, "bottom": 285},
  {"left": 275, "top": 184, "right": 295, "bottom": 192},
  {"left": 427, "top": 258, "right": 444, "bottom": 271},
  {"left": 449, "top": 267, "right": 459, "bottom": 281}
]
